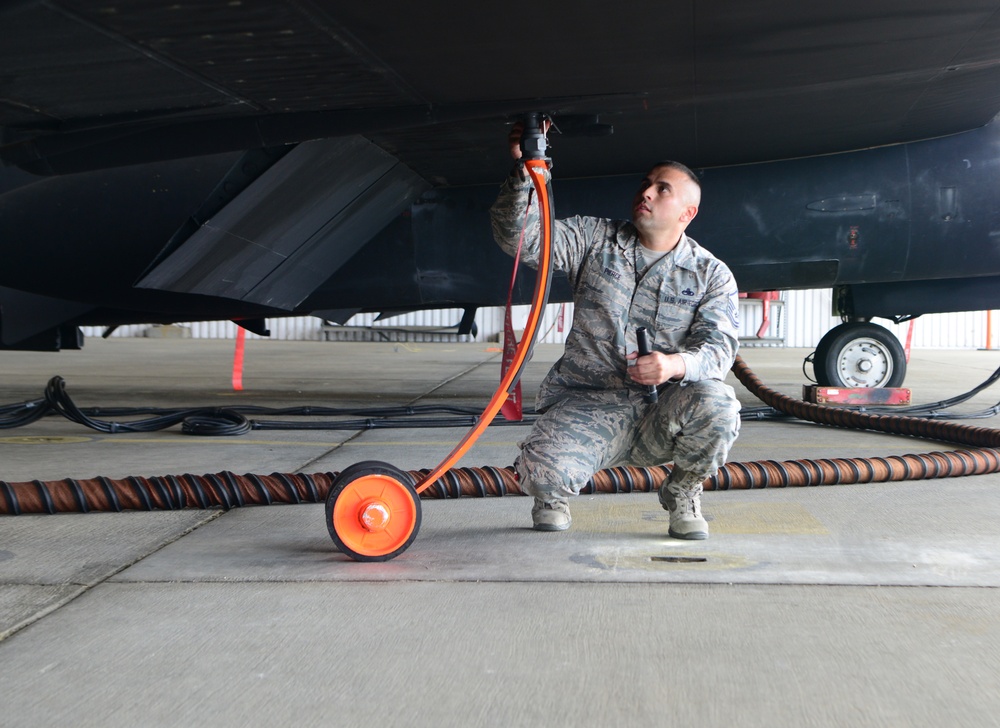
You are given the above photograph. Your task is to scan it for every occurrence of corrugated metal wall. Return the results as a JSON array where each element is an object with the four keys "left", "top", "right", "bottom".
[{"left": 81, "top": 289, "right": 999, "bottom": 350}]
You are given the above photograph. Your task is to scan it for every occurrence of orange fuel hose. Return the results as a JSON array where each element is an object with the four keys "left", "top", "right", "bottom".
[{"left": 413, "top": 158, "right": 554, "bottom": 495}]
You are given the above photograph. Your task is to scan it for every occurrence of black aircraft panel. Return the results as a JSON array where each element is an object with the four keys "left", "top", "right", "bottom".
[
  {"left": 6, "top": 1, "right": 1000, "bottom": 180},
  {"left": 6, "top": 1, "right": 1000, "bottom": 357},
  {"left": 905, "top": 124, "right": 1000, "bottom": 281}
]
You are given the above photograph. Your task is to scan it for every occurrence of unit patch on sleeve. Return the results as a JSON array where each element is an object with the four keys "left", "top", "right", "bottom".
[{"left": 727, "top": 292, "right": 740, "bottom": 328}]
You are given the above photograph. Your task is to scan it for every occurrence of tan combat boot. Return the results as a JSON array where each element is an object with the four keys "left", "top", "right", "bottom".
[
  {"left": 532, "top": 497, "right": 571, "bottom": 531},
  {"left": 659, "top": 481, "right": 708, "bottom": 540}
]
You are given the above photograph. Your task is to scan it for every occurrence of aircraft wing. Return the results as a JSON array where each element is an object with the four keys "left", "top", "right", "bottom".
[{"left": 4, "top": 1, "right": 1000, "bottom": 183}]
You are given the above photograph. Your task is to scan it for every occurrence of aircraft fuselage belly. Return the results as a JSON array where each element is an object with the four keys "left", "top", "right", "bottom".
[{"left": 4, "top": 121, "right": 1000, "bottom": 334}]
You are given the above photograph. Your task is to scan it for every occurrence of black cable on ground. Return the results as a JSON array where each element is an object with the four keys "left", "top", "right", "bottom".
[
  {"left": 0, "top": 376, "right": 538, "bottom": 434},
  {"left": 5, "top": 356, "right": 1000, "bottom": 515},
  {"left": 5, "top": 356, "right": 1000, "bottom": 435}
]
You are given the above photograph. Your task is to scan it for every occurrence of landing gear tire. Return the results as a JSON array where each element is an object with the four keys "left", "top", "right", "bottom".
[
  {"left": 325, "top": 460, "right": 421, "bottom": 562},
  {"left": 813, "top": 322, "right": 907, "bottom": 388}
]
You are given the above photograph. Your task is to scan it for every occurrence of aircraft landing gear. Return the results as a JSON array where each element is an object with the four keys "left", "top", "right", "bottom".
[{"left": 813, "top": 321, "right": 907, "bottom": 388}]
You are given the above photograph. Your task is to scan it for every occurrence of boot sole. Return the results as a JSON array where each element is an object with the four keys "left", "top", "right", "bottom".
[
  {"left": 669, "top": 528, "right": 708, "bottom": 540},
  {"left": 533, "top": 522, "right": 571, "bottom": 531}
]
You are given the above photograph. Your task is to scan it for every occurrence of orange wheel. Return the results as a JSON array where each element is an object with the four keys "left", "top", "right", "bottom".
[{"left": 325, "top": 461, "right": 421, "bottom": 562}]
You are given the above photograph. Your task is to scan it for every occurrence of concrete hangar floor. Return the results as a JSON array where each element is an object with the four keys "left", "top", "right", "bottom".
[{"left": 1, "top": 338, "right": 999, "bottom": 727}]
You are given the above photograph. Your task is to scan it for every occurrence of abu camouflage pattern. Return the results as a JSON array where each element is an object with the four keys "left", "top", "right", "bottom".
[
  {"left": 490, "top": 167, "right": 742, "bottom": 498},
  {"left": 490, "top": 168, "right": 741, "bottom": 409},
  {"left": 514, "top": 380, "right": 741, "bottom": 500}
]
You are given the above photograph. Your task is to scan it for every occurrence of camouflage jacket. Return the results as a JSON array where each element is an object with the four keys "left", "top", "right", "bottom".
[{"left": 490, "top": 167, "right": 740, "bottom": 411}]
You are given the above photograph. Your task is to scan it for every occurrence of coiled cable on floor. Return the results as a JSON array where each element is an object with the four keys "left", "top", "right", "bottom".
[
  {"left": 0, "top": 398, "right": 48, "bottom": 429},
  {"left": 41, "top": 376, "right": 252, "bottom": 435},
  {"left": 0, "top": 376, "right": 539, "bottom": 433}
]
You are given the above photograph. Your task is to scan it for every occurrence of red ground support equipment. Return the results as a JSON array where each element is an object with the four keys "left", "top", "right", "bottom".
[
  {"left": 802, "top": 385, "right": 912, "bottom": 406},
  {"left": 741, "top": 290, "right": 781, "bottom": 339}
]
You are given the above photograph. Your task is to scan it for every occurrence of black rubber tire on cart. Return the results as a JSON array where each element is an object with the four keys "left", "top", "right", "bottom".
[{"left": 325, "top": 460, "right": 421, "bottom": 562}]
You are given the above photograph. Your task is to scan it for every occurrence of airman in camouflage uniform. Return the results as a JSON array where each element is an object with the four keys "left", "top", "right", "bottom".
[{"left": 490, "top": 143, "right": 741, "bottom": 539}]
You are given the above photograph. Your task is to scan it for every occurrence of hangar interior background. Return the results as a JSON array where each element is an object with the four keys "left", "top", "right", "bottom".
[{"left": 81, "top": 288, "right": 995, "bottom": 351}]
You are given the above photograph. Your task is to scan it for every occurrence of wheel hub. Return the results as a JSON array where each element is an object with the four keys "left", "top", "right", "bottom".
[
  {"left": 358, "top": 499, "right": 391, "bottom": 532},
  {"left": 326, "top": 466, "right": 422, "bottom": 561},
  {"left": 839, "top": 339, "right": 891, "bottom": 387}
]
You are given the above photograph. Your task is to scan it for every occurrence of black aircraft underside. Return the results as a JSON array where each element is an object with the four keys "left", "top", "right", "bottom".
[{"left": 5, "top": 1, "right": 1000, "bottom": 388}]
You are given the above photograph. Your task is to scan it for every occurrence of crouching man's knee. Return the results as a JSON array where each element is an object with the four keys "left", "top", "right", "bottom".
[
  {"left": 515, "top": 444, "right": 597, "bottom": 502},
  {"left": 665, "top": 380, "right": 741, "bottom": 482}
]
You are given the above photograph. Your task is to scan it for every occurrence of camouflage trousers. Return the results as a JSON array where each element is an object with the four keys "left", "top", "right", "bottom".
[{"left": 515, "top": 380, "right": 741, "bottom": 502}]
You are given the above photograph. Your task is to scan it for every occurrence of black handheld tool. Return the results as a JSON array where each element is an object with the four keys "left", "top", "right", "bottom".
[{"left": 636, "top": 327, "right": 658, "bottom": 404}]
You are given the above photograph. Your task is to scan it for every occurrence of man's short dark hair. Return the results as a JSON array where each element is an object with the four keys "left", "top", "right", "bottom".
[{"left": 652, "top": 160, "right": 700, "bottom": 189}]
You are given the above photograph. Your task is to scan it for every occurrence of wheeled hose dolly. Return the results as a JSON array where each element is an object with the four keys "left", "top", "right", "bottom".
[{"left": 325, "top": 115, "right": 555, "bottom": 561}]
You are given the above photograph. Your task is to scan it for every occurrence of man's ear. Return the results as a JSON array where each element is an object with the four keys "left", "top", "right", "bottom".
[{"left": 681, "top": 205, "right": 699, "bottom": 224}]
